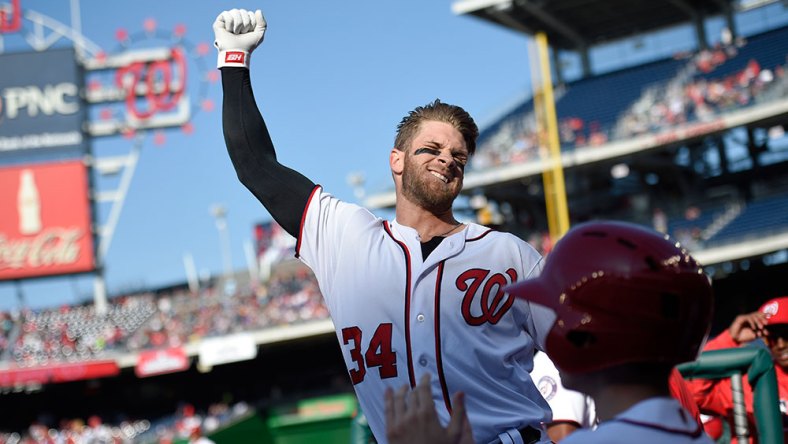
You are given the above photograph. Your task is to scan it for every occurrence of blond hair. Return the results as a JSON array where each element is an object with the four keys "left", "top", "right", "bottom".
[{"left": 394, "top": 99, "right": 479, "bottom": 155}]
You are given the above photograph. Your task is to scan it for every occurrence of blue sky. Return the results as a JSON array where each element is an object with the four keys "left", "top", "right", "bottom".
[{"left": 1, "top": 0, "right": 786, "bottom": 311}]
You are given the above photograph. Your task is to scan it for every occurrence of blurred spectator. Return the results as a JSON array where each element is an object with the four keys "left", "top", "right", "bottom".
[
  {"left": 188, "top": 427, "right": 215, "bottom": 444},
  {"left": 652, "top": 207, "right": 668, "bottom": 233},
  {"left": 175, "top": 404, "right": 201, "bottom": 439},
  {"left": 685, "top": 296, "right": 788, "bottom": 442}
]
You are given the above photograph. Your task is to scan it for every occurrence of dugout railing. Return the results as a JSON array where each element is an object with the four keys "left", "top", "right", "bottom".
[{"left": 678, "top": 347, "right": 783, "bottom": 444}]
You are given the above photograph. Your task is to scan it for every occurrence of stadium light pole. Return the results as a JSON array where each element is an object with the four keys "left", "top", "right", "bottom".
[{"left": 210, "top": 204, "right": 235, "bottom": 295}]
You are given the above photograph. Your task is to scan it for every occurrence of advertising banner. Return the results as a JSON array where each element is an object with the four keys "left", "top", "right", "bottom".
[
  {"left": 198, "top": 333, "right": 257, "bottom": 368},
  {"left": 0, "top": 360, "right": 119, "bottom": 387},
  {"left": 135, "top": 347, "right": 190, "bottom": 378},
  {"left": 0, "top": 160, "right": 95, "bottom": 280},
  {"left": 0, "top": 48, "right": 86, "bottom": 153}
]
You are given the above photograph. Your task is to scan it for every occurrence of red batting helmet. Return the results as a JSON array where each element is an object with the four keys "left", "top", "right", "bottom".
[{"left": 505, "top": 221, "right": 713, "bottom": 374}]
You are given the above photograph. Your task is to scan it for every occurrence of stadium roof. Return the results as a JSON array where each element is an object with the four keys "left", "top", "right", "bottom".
[{"left": 452, "top": 0, "right": 740, "bottom": 51}]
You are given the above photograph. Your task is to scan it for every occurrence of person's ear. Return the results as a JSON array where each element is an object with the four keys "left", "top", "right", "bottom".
[{"left": 390, "top": 148, "right": 404, "bottom": 175}]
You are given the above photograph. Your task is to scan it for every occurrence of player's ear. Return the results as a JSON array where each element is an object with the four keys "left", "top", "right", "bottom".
[{"left": 390, "top": 148, "right": 404, "bottom": 175}]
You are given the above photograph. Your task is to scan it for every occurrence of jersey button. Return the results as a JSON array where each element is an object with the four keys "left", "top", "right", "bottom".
[
  {"left": 417, "top": 314, "right": 425, "bottom": 322},
  {"left": 418, "top": 357, "right": 428, "bottom": 367}
]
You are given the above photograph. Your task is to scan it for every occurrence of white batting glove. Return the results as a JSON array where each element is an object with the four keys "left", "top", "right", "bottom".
[{"left": 213, "top": 8, "right": 266, "bottom": 69}]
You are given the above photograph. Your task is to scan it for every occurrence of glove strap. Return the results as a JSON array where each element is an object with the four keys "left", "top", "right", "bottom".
[{"left": 217, "top": 50, "right": 250, "bottom": 69}]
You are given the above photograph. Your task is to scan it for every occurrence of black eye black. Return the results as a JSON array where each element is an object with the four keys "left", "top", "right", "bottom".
[{"left": 415, "top": 147, "right": 440, "bottom": 156}]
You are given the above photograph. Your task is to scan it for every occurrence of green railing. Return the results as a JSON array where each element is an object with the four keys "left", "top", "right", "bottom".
[{"left": 678, "top": 347, "right": 783, "bottom": 444}]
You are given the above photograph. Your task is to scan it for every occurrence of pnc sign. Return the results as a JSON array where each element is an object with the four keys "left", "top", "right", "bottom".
[
  {"left": 0, "top": 48, "right": 86, "bottom": 153},
  {"left": 0, "top": 161, "right": 95, "bottom": 280},
  {"left": 1, "top": 82, "right": 79, "bottom": 119}
]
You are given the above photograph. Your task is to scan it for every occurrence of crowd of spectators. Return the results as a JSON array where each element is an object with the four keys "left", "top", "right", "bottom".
[
  {"left": 0, "top": 260, "right": 325, "bottom": 442},
  {"left": 0, "top": 261, "right": 329, "bottom": 367},
  {"left": 140, "top": 400, "right": 251, "bottom": 444},
  {"left": 470, "top": 112, "right": 543, "bottom": 171},
  {"left": 0, "top": 312, "right": 17, "bottom": 358},
  {"left": 0, "top": 416, "right": 151, "bottom": 444},
  {"left": 615, "top": 53, "right": 784, "bottom": 140},
  {"left": 10, "top": 297, "right": 158, "bottom": 367},
  {"left": 123, "top": 264, "right": 327, "bottom": 352},
  {"left": 0, "top": 400, "right": 252, "bottom": 444},
  {"left": 470, "top": 29, "right": 788, "bottom": 170}
]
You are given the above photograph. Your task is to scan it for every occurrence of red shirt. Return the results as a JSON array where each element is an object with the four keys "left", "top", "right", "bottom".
[
  {"left": 669, "top": 367, "right": 703, "bottom": 427},
  {"left": 685, "top": 330, "right": 788, "bottom": 443}
]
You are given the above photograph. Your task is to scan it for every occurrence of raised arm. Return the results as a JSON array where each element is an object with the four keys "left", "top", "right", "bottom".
[{"left": 215, "top": 9, "right": 315, "bottom": 236}]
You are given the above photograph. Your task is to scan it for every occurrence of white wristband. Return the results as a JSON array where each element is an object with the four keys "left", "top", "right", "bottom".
[{"left": 217, "top": 50, "right": 250, "bottom": 69}]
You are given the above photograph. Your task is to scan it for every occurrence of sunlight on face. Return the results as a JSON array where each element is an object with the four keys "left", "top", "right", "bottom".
[{"left": 400, "top": 121, "right": 468, "bottom": 212}]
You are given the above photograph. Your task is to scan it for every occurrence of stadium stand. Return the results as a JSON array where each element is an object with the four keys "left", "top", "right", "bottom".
[
  {"left": 0, "top": 258, "right": 338, "bottom": 443},
  {"left": 11, "top": 297, "right": 157, "bottom": 367},
  {"left": 473, "top": 25, "right": 788, "bottom": 173},
  {"left": 557, "top": 57, "right": 686, "bottom": 146},
  {"left": 707, "top": 193, "right": 788, "bottom": 246},
  {"left": 0, "top": 261, "right": 330, "bottom": 368}
]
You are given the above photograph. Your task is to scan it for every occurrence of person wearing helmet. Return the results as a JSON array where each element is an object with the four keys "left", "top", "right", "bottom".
[
  {"left": 685, "top": 296, "right": 788, "bottom": 442},
  {"left": 385, "top": 221, "right": 715, "bottom": 444},
  {"left": 503, "top": 220, "right": 714, "bottom": 443}
]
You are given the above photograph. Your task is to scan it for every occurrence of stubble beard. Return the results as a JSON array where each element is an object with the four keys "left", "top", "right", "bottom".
[{"left": 401, "top": 160, "right": 461, "bottom": 214}]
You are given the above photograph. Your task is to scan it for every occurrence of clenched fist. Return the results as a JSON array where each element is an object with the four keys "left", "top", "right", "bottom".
[{"left": 213, "top": 8, "right": 266, "bottom": 69}]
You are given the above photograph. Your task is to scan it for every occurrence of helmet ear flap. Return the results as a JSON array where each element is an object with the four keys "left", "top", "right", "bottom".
[
  {"left": 566, "top": 330, "right": 596, "bottom": 349},
  {"left": 660, "top": 292, "right": 680, "bottom": 320}
]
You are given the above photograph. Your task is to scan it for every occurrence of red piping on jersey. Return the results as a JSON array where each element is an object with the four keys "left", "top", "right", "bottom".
[
  {"left": 466, "top": 228, "right": 494, "bottom": 242},
  {"left": 295, "top": 185, "right": 321, "bottom": 258},
  {"left": 434, "top": 261, "right": 453, "bottom": 414},
  {"left": 383, "top": 221, "right": 416, "bottom": 388}
]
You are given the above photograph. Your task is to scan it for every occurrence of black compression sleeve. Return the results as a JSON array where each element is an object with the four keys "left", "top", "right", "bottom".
[{"left": 221, "top": 67, "right": 316, "bottom": 237}]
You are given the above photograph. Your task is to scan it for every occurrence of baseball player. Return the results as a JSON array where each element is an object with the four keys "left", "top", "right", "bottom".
[
  {"left": 214, "top": 8, "right": 556, "bottom": 444},
  {"left": 505, "top": 221, "right": 715, "bottom": 443},
  {"left": 685, "top": 296, "right": 788, "bottom": 442},
  {"left": 385, "top": 221, "right": 714, "bottom": 444}
]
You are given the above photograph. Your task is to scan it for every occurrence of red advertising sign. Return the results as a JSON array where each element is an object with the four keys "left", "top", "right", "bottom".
[
  {"left": 0, "top": 160, "right": 95, "bottom": 280},
  {"left": 0, "top": 360, "right": 120, "bottom": 387},
  {"left": 135, "top": 347, "right": 190, "bottom": 378}
]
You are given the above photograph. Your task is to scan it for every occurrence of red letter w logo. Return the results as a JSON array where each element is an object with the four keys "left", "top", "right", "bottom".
[{"left": 456, "top": 268, "right": 518, "bottom": 326}]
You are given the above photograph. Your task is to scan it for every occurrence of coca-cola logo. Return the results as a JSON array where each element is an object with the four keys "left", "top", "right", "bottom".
[{"left": 0, "top": 227, "right": 84, "bottom": 269}]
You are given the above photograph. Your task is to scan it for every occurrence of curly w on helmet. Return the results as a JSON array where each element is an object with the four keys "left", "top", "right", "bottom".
[{"left": 505, "top": 220, "right": 714, "bottom": 374}]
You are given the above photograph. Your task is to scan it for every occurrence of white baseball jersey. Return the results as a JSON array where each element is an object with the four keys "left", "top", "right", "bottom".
[
  {"left": 296, "top": 187, "right": 556, "bottom": 444},
  {"left": 532, "top": 351, "right": 597, "bottom": 429},
  {"left": 561, "top": 398, "right": 713, "bottom": 444}
]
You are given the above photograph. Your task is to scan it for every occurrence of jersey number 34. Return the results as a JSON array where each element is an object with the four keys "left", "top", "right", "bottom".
[{"left": 341, "top": 323, "right": 397, "bottom": 384}]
